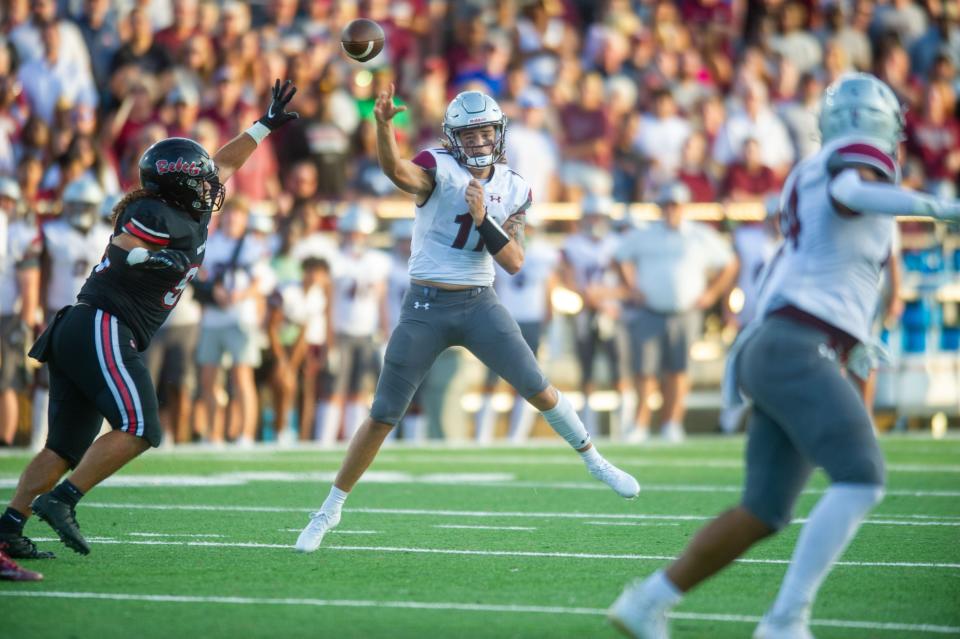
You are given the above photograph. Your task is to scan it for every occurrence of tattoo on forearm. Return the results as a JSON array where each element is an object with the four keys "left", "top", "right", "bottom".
[{"left": 505, "top": 213, "right": 526, "bottom": 246}]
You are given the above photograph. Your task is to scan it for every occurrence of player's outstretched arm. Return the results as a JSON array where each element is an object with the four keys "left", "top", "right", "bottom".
[
  {"left": 830, "top": 168, "right": 960, "bottom": 220},
  {"left": 375, "top": 83, "right": 434, "bottom": 202},
  {"left": 214, "top": 79, "right": 299, "bottom": 184}
]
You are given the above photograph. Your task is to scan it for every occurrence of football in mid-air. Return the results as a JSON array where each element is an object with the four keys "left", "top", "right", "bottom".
[{"left": 340, "top": 19, "right": 385, "bottom": 62}]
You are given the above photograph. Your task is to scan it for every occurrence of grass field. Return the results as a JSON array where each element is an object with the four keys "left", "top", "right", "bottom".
[{"left": 1, "top": 435, "right": 958, "bottom": 638}]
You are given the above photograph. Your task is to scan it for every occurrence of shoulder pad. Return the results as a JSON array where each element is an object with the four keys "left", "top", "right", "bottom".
[{"left": 826, "top": 140, "right": 900, "bottom": 184}]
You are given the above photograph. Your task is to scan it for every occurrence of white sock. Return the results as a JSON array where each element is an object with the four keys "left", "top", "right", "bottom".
[
  {"left": 344, "top": 402, "right": 365, "bottom": 440},
  {"left": 31, "top": 388, "right": 49, "bottom": 452},
  {"left": 475, "top": 394, "right": 496, "bottom": 443},
  {"left": 579, "top": 445, "right": 602, "bottom": 467},
  {"left": 644, "top": 569, "right": 683, "bottom": 609},
  {"left": 508, "top": 399, "right": 535, "bottom": 442},
  {"left": 321, "top": 486, "right": 349, "bottom": 514},
  {"left": 541, "top": 391, "right": 591, "bottom": 449},
  {"left": 770, "top": 483, "right": 884, "bottom": 618},
  {"left": 581, "top": 404, "right": 598, "bottom": 438}
]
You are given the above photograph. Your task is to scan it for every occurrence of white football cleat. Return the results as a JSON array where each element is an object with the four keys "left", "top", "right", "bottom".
[
  {"left": 588, "top": 459, "right": 640, "bottom": 499},
  {"left": 608, "top": 578, "right": 670, "bottom": 639},
  {"left": 294, "top": 510, "right": 341, "bottom": 553},
  {"left": 753, "top": 611, "right": 814, "bottom": 639}
]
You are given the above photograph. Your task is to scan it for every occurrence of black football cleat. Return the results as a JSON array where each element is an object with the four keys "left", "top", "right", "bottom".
[
  {"left": 31, "top": 493, "right": 90, "bottom": 555},
  {"left": 0, "top": 531, "right": 56, "bottom": 559}
]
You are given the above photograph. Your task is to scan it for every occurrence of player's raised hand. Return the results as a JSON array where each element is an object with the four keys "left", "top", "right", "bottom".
[
  {"left": 465, "top": 179, "right": 486, "bottom": 224},
  {"left": 374, "top": 83, "right": 407, "bottom": 124},
  {"left": 258, "top": 79, "right": 299, "bottom": 131}
]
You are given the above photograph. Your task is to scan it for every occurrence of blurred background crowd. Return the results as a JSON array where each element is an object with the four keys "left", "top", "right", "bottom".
[{"left": 0, "top": 0, "right": 958, "bottom": 448}]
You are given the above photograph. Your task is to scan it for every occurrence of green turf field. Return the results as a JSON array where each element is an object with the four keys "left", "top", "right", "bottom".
[{"left": 1, "top": 436, "right": 958, "bottom": 638}]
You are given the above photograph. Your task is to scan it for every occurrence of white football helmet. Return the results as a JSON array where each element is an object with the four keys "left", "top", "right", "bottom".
[
  {"left": 819, "top": 73, "right": 905, "bottom": 154},
  {"left": 338, "top": 203, "right": 377, "bottom": 235},
  {"left": 442, "top": 91, "right": 507, "bottom": 168},
  {"left": 62, "top": 177, "right": 104, "bottom": 232}
]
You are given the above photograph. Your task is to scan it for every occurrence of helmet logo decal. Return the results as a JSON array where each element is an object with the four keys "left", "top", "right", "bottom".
[{"left": 155, "top": 157, "right": 202, "bottom": 176}]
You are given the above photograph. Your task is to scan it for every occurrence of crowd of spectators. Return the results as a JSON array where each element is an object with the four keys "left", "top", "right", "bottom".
[{"left": 0, "top": 0, "right": 957, "bottom": 446}]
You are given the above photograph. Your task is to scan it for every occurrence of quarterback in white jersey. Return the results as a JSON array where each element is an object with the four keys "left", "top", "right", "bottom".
[
  {"left": 610, "top": 74, "right": 960, "bottom": 639},
  {"left": 296, "top": 87, "right": 639, "bottom": 553}
]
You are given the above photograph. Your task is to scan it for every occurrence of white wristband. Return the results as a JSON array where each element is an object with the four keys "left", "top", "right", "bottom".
[{"left": 245, "top": 122, "right": 271, "bottom": 145}]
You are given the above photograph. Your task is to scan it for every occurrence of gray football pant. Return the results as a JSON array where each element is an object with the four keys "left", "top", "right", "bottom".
[
  {"left": 370, "top": 285, "right": 549, "bottom": 426},
  {"left": 738, "top": 315, "right": 885, "bottom": 531}
]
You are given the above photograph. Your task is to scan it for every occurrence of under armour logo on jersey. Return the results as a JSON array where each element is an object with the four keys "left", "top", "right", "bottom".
[
  {"left": 489, "top": 194, "right": 502, "bottom": 203},
  {"left": 413, "top": 301, "right": 430, "bottom": 310}
]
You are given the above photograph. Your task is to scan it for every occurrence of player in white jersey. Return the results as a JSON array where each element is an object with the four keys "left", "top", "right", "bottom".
[
  {"left": 0, "top": 178, "right": 40, "bottom": 446},
  {"left": 609, "top": 74, "right": 960, "bottom": 639},
  {"left": 316, "top": 204, "right": 391, "bottom": 445},
  {"left": 475, "top": 210, "right": 558, "bottom": 442},
  {"left": 296, "top": 87, "right": 639, "bottom": 552},
  {"left": 559, "top": 194, "right": 632, "bottom": 436},
  {"left": 35, "top": 177, "right": 111, "bottom": 445},
  {"left": 40, "top": 178, "right": 112, "bottom": 314}
]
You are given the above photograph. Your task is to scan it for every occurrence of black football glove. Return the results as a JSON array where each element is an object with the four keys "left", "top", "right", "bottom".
[
  {"left": 258, "top": 79, "right": 299, "bottom": 131},
  {"left": 140, "top": 249, "right": 192, "bottom": 273}
]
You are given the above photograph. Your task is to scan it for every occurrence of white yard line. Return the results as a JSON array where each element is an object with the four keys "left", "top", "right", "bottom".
[
  {"left": 4, "top": 474, "right": 958, "bottom": 498},
  {"left": 584, "top": 521, "right": 682, "bottom": 527},
  {"left": 76, "top": 502, "right": 960, "bottom": 528},
  {"left": 278, "top": 529, "right": 379, "bottom": 534},
  {"left": 24, "top": 537, "right": 960, "bottom": 569},
  {"left": 0, "top": 591, "right": 956, "bottom": 635},
  {"left": 128, "top": 532, "right": 225, "bottom": 538},
  {"left": 434, "top": 525, "right": 536, "bottom": 531}
]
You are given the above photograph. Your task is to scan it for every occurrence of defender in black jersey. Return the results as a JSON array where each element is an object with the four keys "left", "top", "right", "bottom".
[{"left": 0, "top": 80, "right": 298, "bottom": 558}]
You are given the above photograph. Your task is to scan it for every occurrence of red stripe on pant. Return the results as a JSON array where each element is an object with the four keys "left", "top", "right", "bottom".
[{"left": 100, "top": 312, "right": 137, "bottom": 432}]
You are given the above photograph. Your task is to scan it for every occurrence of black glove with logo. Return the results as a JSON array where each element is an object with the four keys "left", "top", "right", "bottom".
[{"left": 258, "top": 79, "right": 299, "bottom": 131}]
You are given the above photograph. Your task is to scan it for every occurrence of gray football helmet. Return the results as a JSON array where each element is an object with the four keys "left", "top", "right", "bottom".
[
  {"left": 819, "top": 73, "right": 905, "bottom": 154},
  {"left": 442, "top": 91, "right": 507, "bottom": 169}
]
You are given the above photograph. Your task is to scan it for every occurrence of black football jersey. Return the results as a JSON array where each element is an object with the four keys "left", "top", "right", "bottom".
[{"left": 77, "top": 196, "right": 209, "bottom": 350}]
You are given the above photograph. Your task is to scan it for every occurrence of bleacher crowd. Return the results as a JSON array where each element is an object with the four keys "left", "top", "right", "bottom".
[{"left": 0, "top": 0, "right": 958, "bottom": 446}]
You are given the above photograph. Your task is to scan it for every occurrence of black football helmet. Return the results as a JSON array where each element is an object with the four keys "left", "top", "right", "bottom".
[{"left": 138, "top": 137, "right": 225, "bottom": 215}]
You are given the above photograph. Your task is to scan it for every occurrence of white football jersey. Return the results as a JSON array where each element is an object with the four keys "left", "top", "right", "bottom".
[
  {"left": 42, "top": 219, "right": 112, "bottom": 310},
  {"left": 494, "top": 239, "right": 558, "bottom": 323},
  {"left": 386, "top": 253, "right": 410, "bottom": 332},
  {"left": 755, "top": 135, "right": 901, "bottom": 344},
  {"left": 331, "top": 247, "right": 391, "bottom": 337},
  {"left": 0, "top": 216, "right": 40, "bottom": 315},
  {"left": 561, "top": 232, "right": 619, "bottom": 291},
  {"left": 408, "top": 149, "right": 532, "bottom": 286}
]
